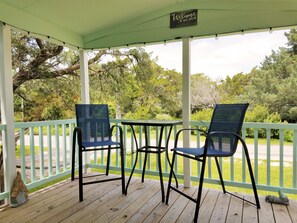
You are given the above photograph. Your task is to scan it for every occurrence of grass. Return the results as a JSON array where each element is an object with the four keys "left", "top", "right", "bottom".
[{"left": 15, "top": 145, "right": 41, "bottom": 157}]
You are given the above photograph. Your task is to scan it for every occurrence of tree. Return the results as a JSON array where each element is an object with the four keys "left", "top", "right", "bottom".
[
  {"left": 191, "top": 73, "right": 219, "bottom": 112},
  {"left": 219, "top": 72, "right": 251, "bottom": 103},
  {"left": 285, "top": 29, "right": 297, "bottom": 55},
  {"left": 11, "top": 31, "right": 167, "bottom": 121}
]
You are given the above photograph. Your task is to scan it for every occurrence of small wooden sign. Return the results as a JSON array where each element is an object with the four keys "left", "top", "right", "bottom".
[{"left": 170, "top": 9, "right": 198, "bottom": 29}]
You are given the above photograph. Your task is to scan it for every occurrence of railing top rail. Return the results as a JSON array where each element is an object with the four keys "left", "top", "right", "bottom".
[
  {"left": 15, "top": 119, "right": 76, "bottom": 128},
  {"left": 6, "top": 118, "right": 297, "bottom": 130},
  {"left": 190, "top": 120, "right": 297, "bottom": 130}
]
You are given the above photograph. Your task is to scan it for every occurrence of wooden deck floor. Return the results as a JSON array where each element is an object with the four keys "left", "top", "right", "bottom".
[{"left": 0, "top": 175, "right": 296, "bottom": 223}]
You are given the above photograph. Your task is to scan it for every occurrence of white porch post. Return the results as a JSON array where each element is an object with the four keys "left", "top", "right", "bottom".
[
  {"left": 0, "top": 23, "right": 16, "bottom": 204},
  {"left": 79, "top": 50, "right": 90, "bottom": 171},
  {"left": 182, "top": 38, "right": 191, "bottom": 187},
  {"left": 79, "top": 50, "right": 90, "bottom": 104}
]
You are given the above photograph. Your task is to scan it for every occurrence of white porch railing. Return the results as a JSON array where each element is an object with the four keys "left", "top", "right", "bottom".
[{"left": 1, "top": 119, "right": 297, "bottom": 202}]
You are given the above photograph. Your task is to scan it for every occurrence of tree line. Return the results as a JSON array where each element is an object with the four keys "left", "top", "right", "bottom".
[{"left": 3, "top": 29, "right": 297, "bottom": 124}]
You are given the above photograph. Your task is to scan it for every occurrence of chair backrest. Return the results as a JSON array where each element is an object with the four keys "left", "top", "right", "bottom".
[
  {"left": 75, "top": 104, "right": 111, "bottom": 144},
  {"left": 206, "top": 103, "right": 249, "bottom": 156}
]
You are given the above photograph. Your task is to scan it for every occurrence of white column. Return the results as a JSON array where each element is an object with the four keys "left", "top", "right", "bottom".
[
  {"left": 182, "top": 38, "right": 191, "bottom": 187},
  {"left": 79, "top": 50, "right": 90, "bottom": 104},
  {"left": 79, "top": 50, "right": 90, "bottom": 170},
  {"left": 0, "top": 23, "right": 16, "bottom": 204}
]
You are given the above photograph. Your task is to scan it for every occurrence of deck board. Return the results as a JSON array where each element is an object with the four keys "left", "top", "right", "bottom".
[
  {"left": 0, "top": 175, "right": 296, "bottom": 223},
  {"left": 209, "top": 191, "right": 231, "bottom": 223},
  {"left": 225, "top": 195, "right": 243, "bottom": 223}
]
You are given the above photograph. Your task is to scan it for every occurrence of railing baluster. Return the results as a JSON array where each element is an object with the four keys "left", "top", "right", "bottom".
[
  {"left": 62, "top": 124, "right": 67, "bottom": 172},
  {"left": 115, "top": 123, "right": 119, "bottom": 167},
  {"left": 147, "top": 126, "right": 151, "bottom": 171},
  {"left": 196, "top": 128, "right": 201, "bottom": 180},
  {"left": 69, "top": 123, "right": 73, "bottom": 170},
  {"left": 266, "top": 129, "right": 271, "bottom": 186},
  {"left": 29, "top": 127, "right": 36, "bottom": 182},
  {"left": 122, "top": 124, "right": 128, "bottom": 167},
  {"left": 254, "top": 128, "right": 259, "bottom": 183},
  {"left": 174, "top": 124, "right": 179, "bottom": 174},
  {"left": 48, "top": 125, "right": 53, "bottom": 176},
  {"left": 130, "top": 125, "right": 135, "bottom": 167},
  {"left": 293, "top": 130, "right": 297, "bottom": 188},
  {"left": 207, "top": 157, "right": 212, "bottom": 179},
  {"left": 39, "top": 126, "right": 44, "bottom": 179},
  {"left": 55, "top": 124, "right": 60, "bottom": 174},
  {"left": 139, "top": 127, "right": 143, "bottom": 170},
  {"left": 20, "top": 128, "right": 26, "bottom": 183},
  {"left": 230, "top": 156, "right": 234, "bottom": 182},
  {"left": 241, "top": 128, "right": 246, "bottom": 183},
  {"left": 279, "top": 129, "right": 284, "bottom": 187}
]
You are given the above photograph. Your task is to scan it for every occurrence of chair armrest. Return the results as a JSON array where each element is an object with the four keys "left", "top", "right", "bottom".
[
  {"left": 73, "top": 126, "right": 83, "bottom": 147},
  {"left": 111, "top": 124, "right": 123, "bottom": 134},
  {"left": 111, "top": 124, "right": 124, "bottom": 143}
]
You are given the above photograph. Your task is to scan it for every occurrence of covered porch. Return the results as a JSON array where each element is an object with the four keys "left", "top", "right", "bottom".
[{"left": 1, "top": 2, "right": 297, "bottom": 222}]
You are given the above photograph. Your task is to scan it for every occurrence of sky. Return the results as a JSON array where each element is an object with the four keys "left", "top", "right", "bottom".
[{"left": 144, "top": 29, "right": 289, "bottom": 80}]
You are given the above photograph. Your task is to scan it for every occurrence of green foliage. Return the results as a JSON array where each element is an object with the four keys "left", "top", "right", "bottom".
[
  {"left": 219, "top": 72, "right": 250, "bottom": 102},
  {"left": 11, "top": 32, "right": 183, "bottom": 121},
  {"left": 191, "top": 108, "right": 213, "bottom": 122},
  {"left": 245, "top": 105, "right": 269, "bottom": 122},
  {"left": 123, "top": 105, "right": 155, "bottom": 120},
  {"left": 155, "top": 113, "right": 174, "bottom": 120},
  {"left": 285, "top": 29, "right": 297, "bottom": 55},
  {"left": 10, "top": 29, "right": 297, "bottom": 128}
]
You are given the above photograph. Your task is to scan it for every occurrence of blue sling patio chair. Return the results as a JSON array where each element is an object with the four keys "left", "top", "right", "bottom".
[
  {"left": 166, "top": 103, "right": 260, "bottom": 223},
  {"left": 71, "top": 104, "right": 125, "bottom": 201}
]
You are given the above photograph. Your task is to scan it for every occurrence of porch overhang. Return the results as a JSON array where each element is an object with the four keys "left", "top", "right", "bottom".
[{"left": 0, "top": 0, "right": 296, "bottom": 49}]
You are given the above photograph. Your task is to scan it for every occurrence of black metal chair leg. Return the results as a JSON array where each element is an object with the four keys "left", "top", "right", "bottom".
[
  {"left": 194, "top": 155, "right": 207, "bottom": 223},
  {"left": 142, "top": 152, "right": 148, "bottom": 182},
  {"left": 166, "top": 151, "right": 176, "bottom": 204},
  {"left": 157, "top": 150, "right": 165, "bottom": 202},
  {"left": 71, "top": 146, "right": 76, "bottom": 181},
  {"left": 241, "top": 140, "right": 261, "bottom": 208},
  {"left": 79, "top": 147, "right": 83, "bottom": 202},
  {"left": 165, "top": 126, "right": 178, "bottom": 188},
  {"left": 120, "top": 146, "right": 126, "bottom": 195},
  {"left": 214, "top": 157, "right": 226, "bottom": 193},
  {"left": 165, "top": 149, "right": 178, "bottom": 188},
  {"left": 125, "top": 148, "right": 139, "bottom": 194},
  {"left": 106, "top": 147, "right": 111, "bottom": 176},
  {"left": 71, "top": 130, "right": 77, "bottom": 181}
]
